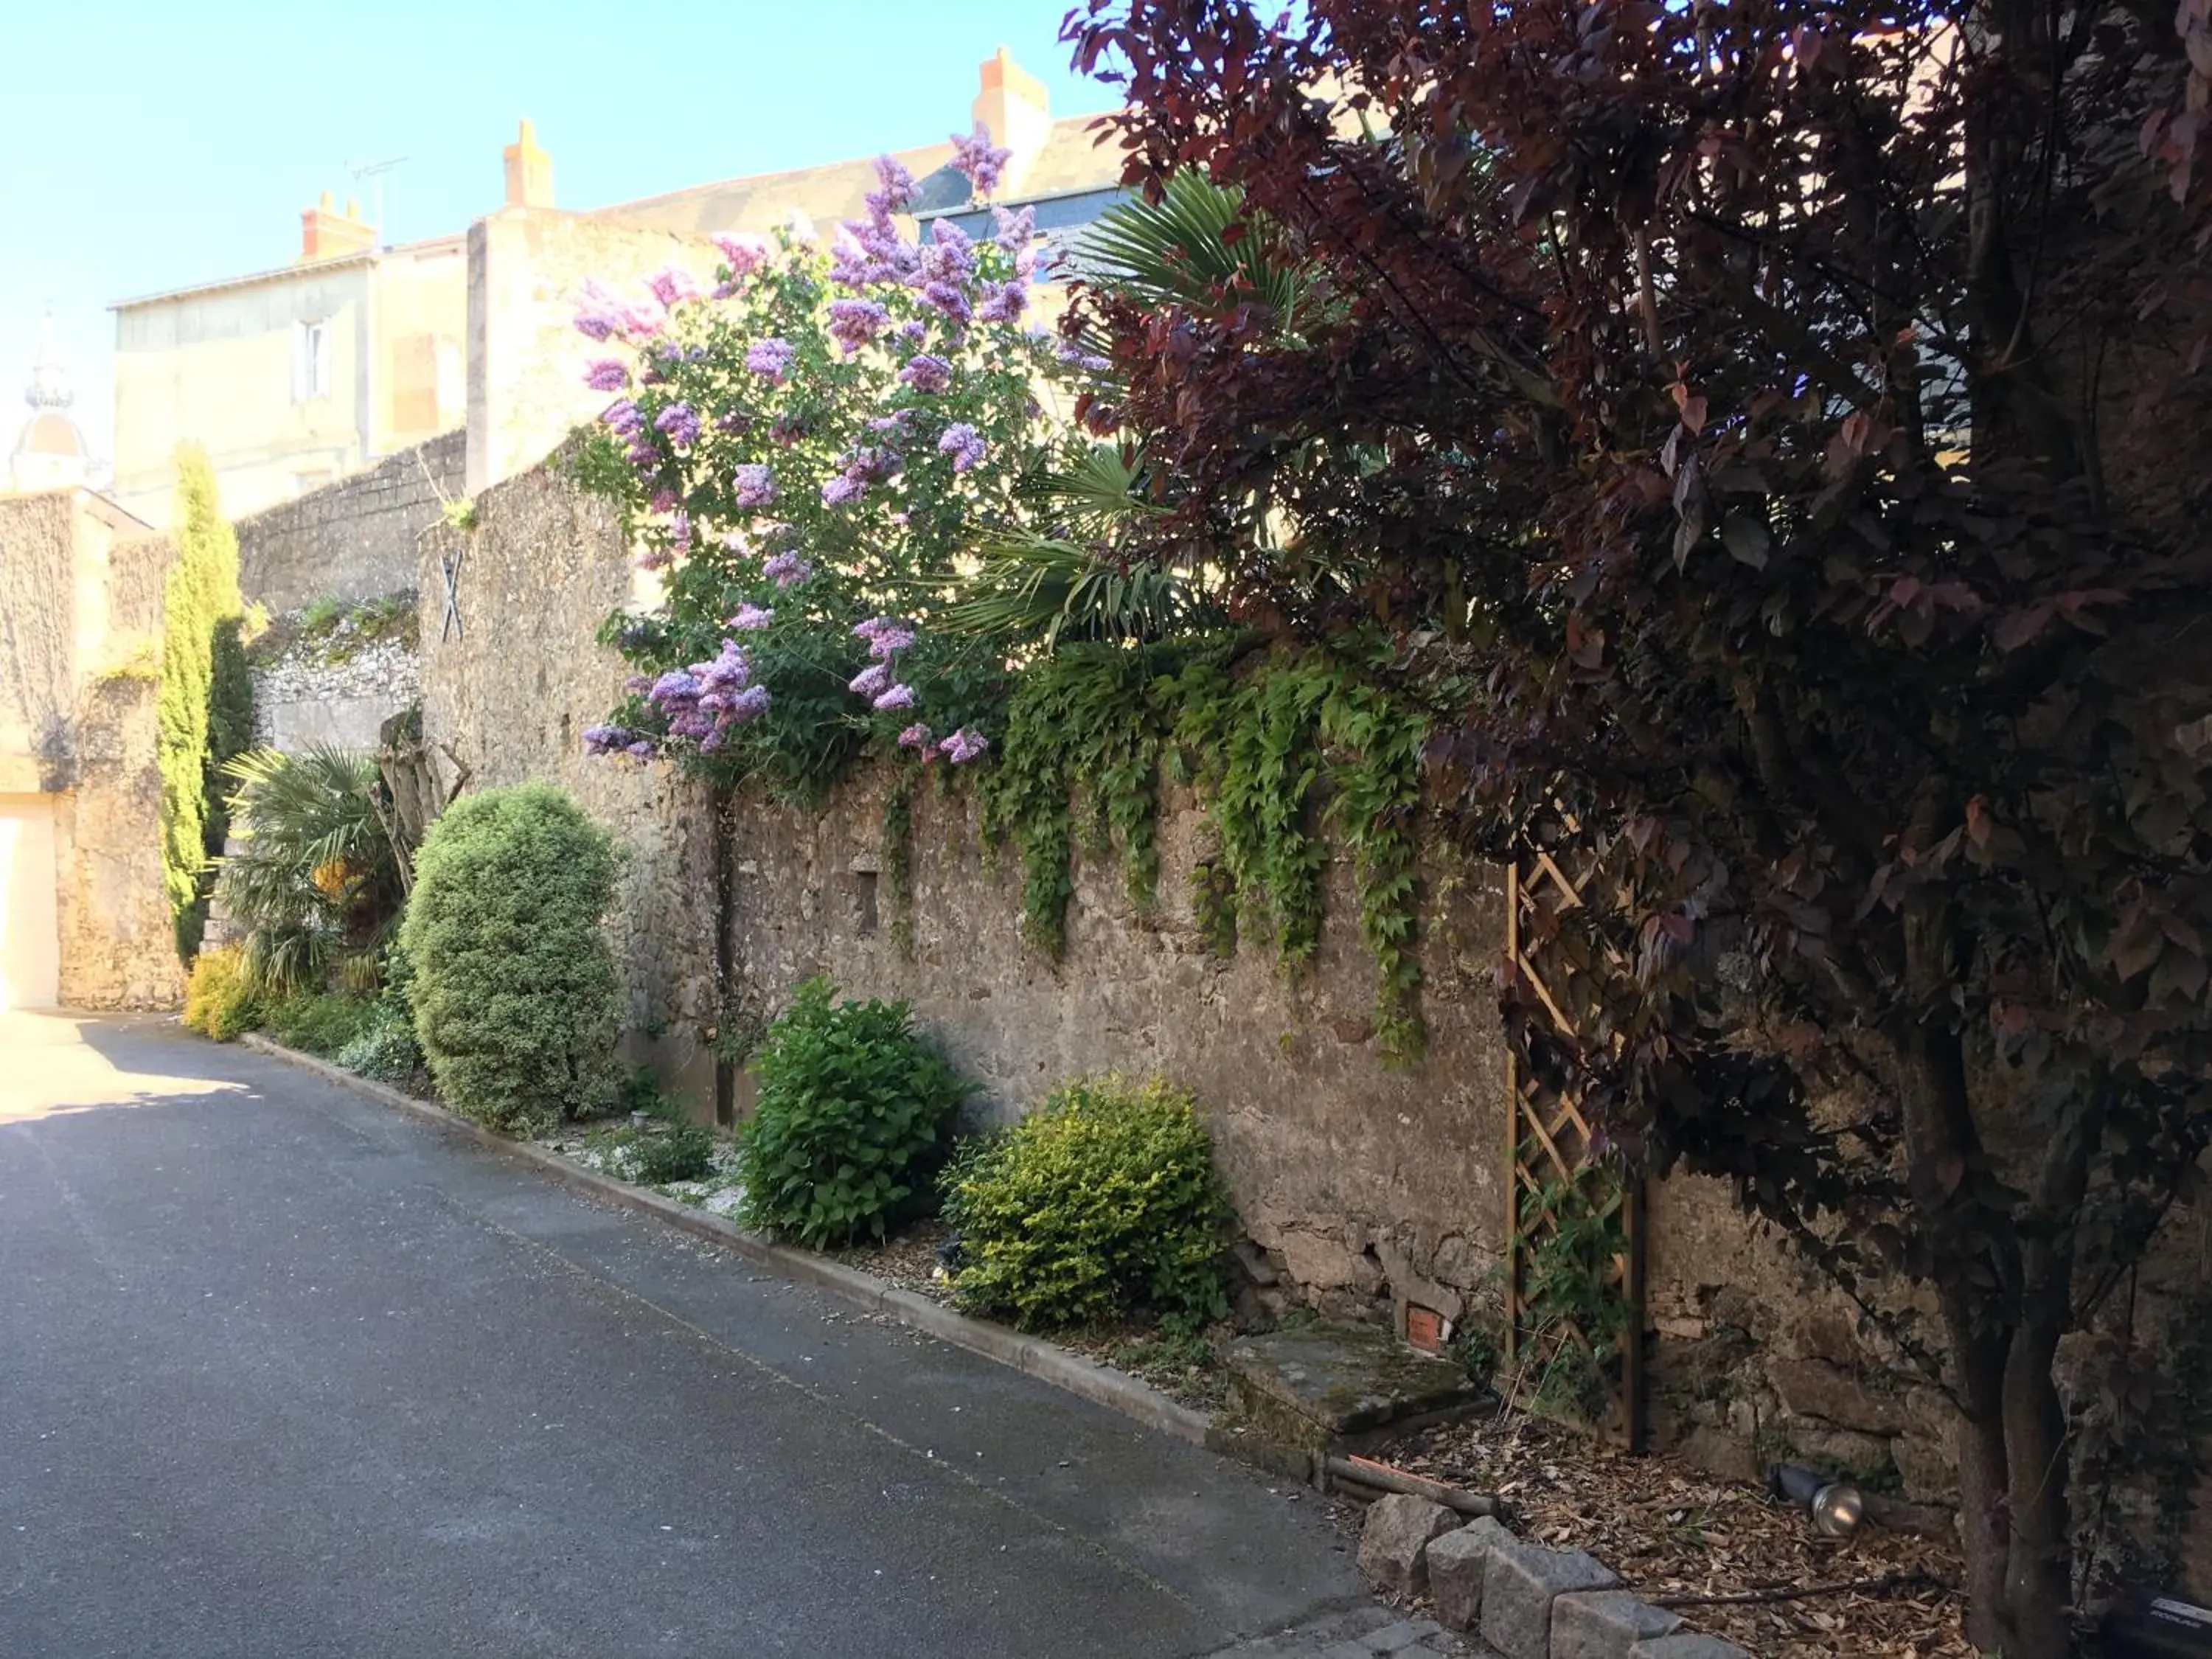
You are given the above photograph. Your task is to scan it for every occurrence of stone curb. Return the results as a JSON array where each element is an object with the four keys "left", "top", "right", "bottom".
[{"left": 238, "top": 1035, "right": 1213, "bottom": 1449}]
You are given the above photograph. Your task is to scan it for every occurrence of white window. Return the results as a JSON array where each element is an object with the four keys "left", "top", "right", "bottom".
[{"left": 292, "top": 319, "right": 331, "bottom": 403}]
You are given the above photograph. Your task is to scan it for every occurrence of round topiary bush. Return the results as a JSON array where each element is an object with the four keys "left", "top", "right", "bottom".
[
  {"left": 737, "top": 976, "right": 966, "bottom": 1247},
  {"left": 942, "top": 1074, "right": 1231, "bottom": 1332},
  {"left": 399, "top": 783, "right": 622, "bottom": 1131}
]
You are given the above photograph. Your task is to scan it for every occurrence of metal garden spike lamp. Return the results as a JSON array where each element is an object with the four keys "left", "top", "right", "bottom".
[{"left": 1771, "top": 1464, "right": 1865, "bottom": 1538}]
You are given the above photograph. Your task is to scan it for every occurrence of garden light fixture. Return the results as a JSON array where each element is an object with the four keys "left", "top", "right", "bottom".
[{"left": 1770, "top": 1464, "right": 1864, "bottom": 1539}]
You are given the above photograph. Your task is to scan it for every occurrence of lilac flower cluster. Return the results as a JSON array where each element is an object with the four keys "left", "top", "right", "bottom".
[
  {"left": 654, "top": 402, "right": 701, "bottom": 448},
  {"left": 937, "top": 423, "right": 988, "bottom": 473},
  {"left": 582, "top": 723, "right": 654, "bottom": 759},
  {"left": 733, "top": 464, "right": 778, "bottom": 507},
  {"left": 572, "top": 277, "right": 663, "bottom": 342},
  {"left": 585, "top": 358, "right": 630, "bottom": 392},
  {"left": 1055, "top": 338, "right": 1114, "bottom": 375},
  {"left": 950, "top": 124, "right": 1012, "bottom": 198},
  {"left": 850, "top": 616, "right": 919, "bottom": 711},
  {"left": 916, "top": 223, "right": 976, "bottom": 326},
  {"left": 831, "top": 156, "right": 925, "bottom": 289},
  {"left": 649, "top": 639, "right": 772, "bottom": 752},
  {"left": 939, "top": 727, "right": 990, "bottom": 765},
  {"left": 711, "top": 232, "right": 770, "bottom": 281},
  {"left": 762, "top": 549, "right": 813, "bottom": 587},
  {"left": 826, "top": 299, "right": 891, "bottom": 355},
  {"left": 745, "top": 338, "right": 796, "bottom": 380},
  {"left": 821, "top": 444, "right": 905, "bottom": 507},
  {"left": 899, "top": 354, "right": 953, "bottom": 394},
  {"left": 727, "top": 603, "right": 774, "bottom": 630},
  {"left": 644, "top": 265, "right": 703, "bottom": 309}
]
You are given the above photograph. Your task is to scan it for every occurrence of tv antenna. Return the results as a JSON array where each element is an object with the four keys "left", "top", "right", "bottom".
[{"left": 345, "top": 156, "right": 409, "bottom": 240}]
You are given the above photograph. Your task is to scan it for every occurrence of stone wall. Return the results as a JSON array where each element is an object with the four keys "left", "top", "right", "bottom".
[
  {"left": 723, "top": 768, "right": 1514, "bottom": 1335},
  {"left": 234, "top": 429, "right": 465, "bottom": 615},
  {"left": 416, "top": 455, "right": 719, "bottom": 1105},
  {"left": 0, "top": 492, "right": 182, "bottom": 1009},
  {"left": 251, "top": 621, "right": 421, "bottom": 754}
]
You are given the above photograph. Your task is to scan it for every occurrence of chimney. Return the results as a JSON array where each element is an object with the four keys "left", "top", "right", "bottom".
[
  {"left": 972, "top": 47, "right": 1051, "bottom": 188},
  {"left": 299, "top": 190, "right": 377, "bottom": 262},
  {"left": 504, "top": 119, "right": 554, "bottom": 209}
]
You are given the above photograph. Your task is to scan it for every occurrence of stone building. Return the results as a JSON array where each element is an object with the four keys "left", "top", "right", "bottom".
[
  {"left": 9, "top": 312, "right": 94, "bottom": 495},
  {"left": 0, "top": 485, "right": 178, "bottom": 1012}
]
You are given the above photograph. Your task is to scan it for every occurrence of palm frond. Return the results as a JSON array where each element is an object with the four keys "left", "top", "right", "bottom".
[{"left": 1071, "top": 170, "right": 1318, "bottom": 333}]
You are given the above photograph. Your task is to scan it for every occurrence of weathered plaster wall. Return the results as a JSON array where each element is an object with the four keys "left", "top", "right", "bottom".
[
  {"left": 55, "top": 671, "right": 183, "bottom": 1009},
  {"left": 0, "top": 492, "right": 75, "bottom": 779},
  {"left": 416, "top": 456, "right": 718, "bottom": 1106},
  {"left": 234, "top": 429, "right": 465, "bottom": 613}
]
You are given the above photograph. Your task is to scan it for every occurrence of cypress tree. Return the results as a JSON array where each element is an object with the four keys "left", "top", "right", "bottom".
[{"left": 156, "top": 448, "right": 248, "bottom": 962}]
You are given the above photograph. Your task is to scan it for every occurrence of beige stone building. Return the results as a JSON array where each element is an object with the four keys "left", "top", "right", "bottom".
[
  {"left": 110, "top": 199, "right": 467, "bottom": 529},
  {"left": 111, "top": 49, "right": 1122, "bottom": 526}
]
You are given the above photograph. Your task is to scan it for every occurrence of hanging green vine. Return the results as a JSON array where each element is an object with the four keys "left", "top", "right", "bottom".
[
  {"left": 881, "top": 772, "right": 917, "bottom": 961},
  {"left": 976, "top": 644, "right": 1179, "bottom": 956}
]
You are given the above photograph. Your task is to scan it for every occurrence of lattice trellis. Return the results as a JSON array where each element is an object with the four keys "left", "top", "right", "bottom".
[{"left": 1503, "top": 849, "right": 1647, "bottom": 1450}]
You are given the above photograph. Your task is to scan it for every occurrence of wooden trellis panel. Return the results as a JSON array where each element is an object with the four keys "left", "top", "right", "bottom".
[{"left": 1503, "top": 849, "right": 1647, "bottom": 1450}]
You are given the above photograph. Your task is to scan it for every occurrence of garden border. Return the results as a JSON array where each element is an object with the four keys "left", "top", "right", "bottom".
[{"left": 239, "top": 1034, "right": 1213, "bottom": 1448}]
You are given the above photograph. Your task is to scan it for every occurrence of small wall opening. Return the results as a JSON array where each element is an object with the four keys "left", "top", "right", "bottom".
[{"left": 855, "top": 869, "right": 880, "bottom": 937}]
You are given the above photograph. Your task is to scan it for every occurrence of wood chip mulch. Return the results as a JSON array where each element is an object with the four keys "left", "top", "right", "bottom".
[{"left": 1377, "top": 1412, "right": 1971, "bottom": 1658}]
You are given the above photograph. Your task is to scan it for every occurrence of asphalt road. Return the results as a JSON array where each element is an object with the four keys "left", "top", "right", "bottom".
[{"left": 0, "top": 1012, "right": 1377, "bottom": 1659}]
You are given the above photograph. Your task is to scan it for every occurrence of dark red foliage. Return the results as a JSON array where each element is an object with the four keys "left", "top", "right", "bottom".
[{"left": 1064, "top": 1, "right": 2212, "bottom": 1650}]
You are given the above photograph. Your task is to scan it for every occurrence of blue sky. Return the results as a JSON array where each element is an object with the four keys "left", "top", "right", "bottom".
[{"left": 0, "top": 1, "right": 1119, "bottom": 468}]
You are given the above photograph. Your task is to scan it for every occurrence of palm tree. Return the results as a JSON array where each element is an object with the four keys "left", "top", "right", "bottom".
[{"left": 215, "top": 745, "right": 404, "bottom": 991}]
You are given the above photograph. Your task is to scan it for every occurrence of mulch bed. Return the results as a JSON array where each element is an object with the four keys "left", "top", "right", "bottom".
[{"left": 1375, "top": 1411, "right": 1970, "bottom": 1658}]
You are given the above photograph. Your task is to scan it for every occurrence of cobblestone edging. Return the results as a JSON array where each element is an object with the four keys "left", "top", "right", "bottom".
[{"left": 239, "top": 1035, "right": 1211, "bottom": 1449}]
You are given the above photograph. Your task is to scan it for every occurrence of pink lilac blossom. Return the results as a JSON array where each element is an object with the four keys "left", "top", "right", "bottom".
[
  {"left": 727, "top": 604, "right": 773, "bottom": 630},
  {"left": 603, "top": 399, "right": 644, "bottom": 439},
  {"left": 651, "top": 639, "right": 773, "bottom": 747},
  {"left": 626, "top": 739, "right": 656, "bottom": 757},
  {"left": 1056, "top": 339, "right": 1113, "bottom": 374},
  {"left": 938, "top": 423, "right": 987, "bottom": 473},
  {"left": 582, "top": 723, "right": 633, "bottom": 755},
  {"left": 950, "top": 125, "right": 1012, "bottom": 197},
  {"left": 584, "top": 358, "right": 630, "bottom": 392},
  {"left": 645, "top": 264, "right": 703, "bottom": 308},
  {"left": 821, "top": 476, "right": 863, "bottom": 507},
  {"left": 745, "top": 338, "right": 796, "bottom": 380},
  {"left": 873, "top": 684, "right": 917, "bottom": 711},
  {"left": 826, "top": 299, "right": 891, "bottom": 354},
  {"left": 920, "top": 282, "right": 972, "bottom": 325},
  {"left": 899, "top": 354, "right": 953, "bottom": 393},
  {"left": 715, "top": 409, "right": 753, "bottom": 435},
  {"left": 869, "top": 154, "right": 917, "bottom": 215},
  {"left": 897, "top": 723, "right": 935, "bottom": 749},
  {"left": 896, "top": 320, "right": 928, "bottom": 347},
  {"left": 939, "top": 727, "right": 991, "bottom": 764},
  {"left": 711, "top": 232, "right": 769, "bottom": 277},
  {"left": 649, "top": 489, "right": 678, "bottom": 515},
  {"left": 848, "top": 662, "right": 891, "bottom": 698},
  {"left": 654, "top": 403, "right": 701, "bottom": 447},
  {"left": 762, "top": 551, "right": 813, "bottom": 587},
  {"left": 669, "top": 510, "right": 692, "bottom": 554},
  {"left": 733, "top": 464, "right": 778, "bottom": 507}
]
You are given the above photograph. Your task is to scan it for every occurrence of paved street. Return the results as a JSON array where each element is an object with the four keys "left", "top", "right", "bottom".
[{"left": 0, "top": 1012, "right": 1464, "bottom": 1659}]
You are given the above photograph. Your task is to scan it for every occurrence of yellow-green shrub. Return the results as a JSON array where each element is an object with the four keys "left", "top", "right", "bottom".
[
  {"left": 181, "top": 944, "right": 265, "bottom": 1041},
  {"left": 942, "top": 1074, "right": 1231, "bottom": 1332}
]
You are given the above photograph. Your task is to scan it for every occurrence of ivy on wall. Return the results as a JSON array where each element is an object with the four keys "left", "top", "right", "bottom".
[{"left": 967, "top": 639, "right": 1433, "bottom": 1065}]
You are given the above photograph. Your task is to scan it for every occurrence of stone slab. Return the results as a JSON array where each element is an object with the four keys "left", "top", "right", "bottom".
[
  {"left": 1551, "top": 1590, "right": 1681, "bottom": 1658},
  {"left": 1426, "top": 1515, "right": 1515, "bottom": 1632},
  {"left": 1481, "top": 1541, "right": 1620, "bottom": 1659},
  {"left": 1224, "top": 1323, "right": 1486, "bottom": 1447},
  {"left": 1355, "top": 1492, "right": 1457, "bottom": 1598}
]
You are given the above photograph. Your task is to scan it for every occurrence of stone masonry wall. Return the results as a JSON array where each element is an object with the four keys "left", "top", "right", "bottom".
[
  {"left": 251, "top": 625, "right": 421, "bottom": 755},
  {"left": 234, "top": 429, "right": 465, "bottom": 615},
  {"left": 408, "top": 458, "right": 2053, "bottom": 1522},
  {"left": 416, "top": 455, "right": 719, "bottom": 1107}
]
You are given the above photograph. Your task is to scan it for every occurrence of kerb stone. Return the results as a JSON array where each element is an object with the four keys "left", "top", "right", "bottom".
[
  {"left": 1481, "top": 1541, "right": 1620, "bottom": 1659},
  {"left": 1629, "top": 1635, "right": 1753, "bottom": 1659},
  {"left": 1355, "top": 1493, "right": 1458, "bottom": 1598},
  {"left": 1425, "top": 1516, "right": 1515, "bottom": 1632},
  {"left": 1550, "top": 1590, "right": 1681, "bottom": 1658}
]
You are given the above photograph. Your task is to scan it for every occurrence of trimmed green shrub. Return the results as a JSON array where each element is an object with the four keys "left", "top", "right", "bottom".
[
  {"left": 399, "top": 783, "right": 622, "bottom": 1132},
  {"left": 942, "top": 1074, "right": 1231, "bottom": 1332},
  {"left": 181, "top": 943, "right": 265, "bottom": 1041},
  {"left": 263, "top": 991, "right": 378, "bottom": 1059},
  {"left": 335, "top": 1016, "right": 425, "bottom": 1091},
  {"left": 624, "top": 1117, "right": 716, "bottom": 1184},
  {"left": 737, "top": 977, "right": 965, "bottom": 1246}
]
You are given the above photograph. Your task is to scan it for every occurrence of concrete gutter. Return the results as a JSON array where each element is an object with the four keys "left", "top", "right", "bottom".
[{"left": 240, "top": 1034, "right": 1213, "bottom": 1449}]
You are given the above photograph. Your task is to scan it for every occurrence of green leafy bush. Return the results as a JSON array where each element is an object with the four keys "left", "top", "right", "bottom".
[
  {"left": 335, "top": 1016, "right": 424, "bottom": 1091},
  {"left": 264, "top": 990, "right": 378, "bottom": 1058},
  {"left": 737, "top": 977, "right": 965, "bottom": 1246},
  {"left": 942, "top": 1074, "right": 1231, "bottom": 1332},
  {"left": 399, "top": 783, "right": 623, "bottom": 1133},
  {"left": 181, "top": 943, "right": 265, "bottom": 1041}
]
